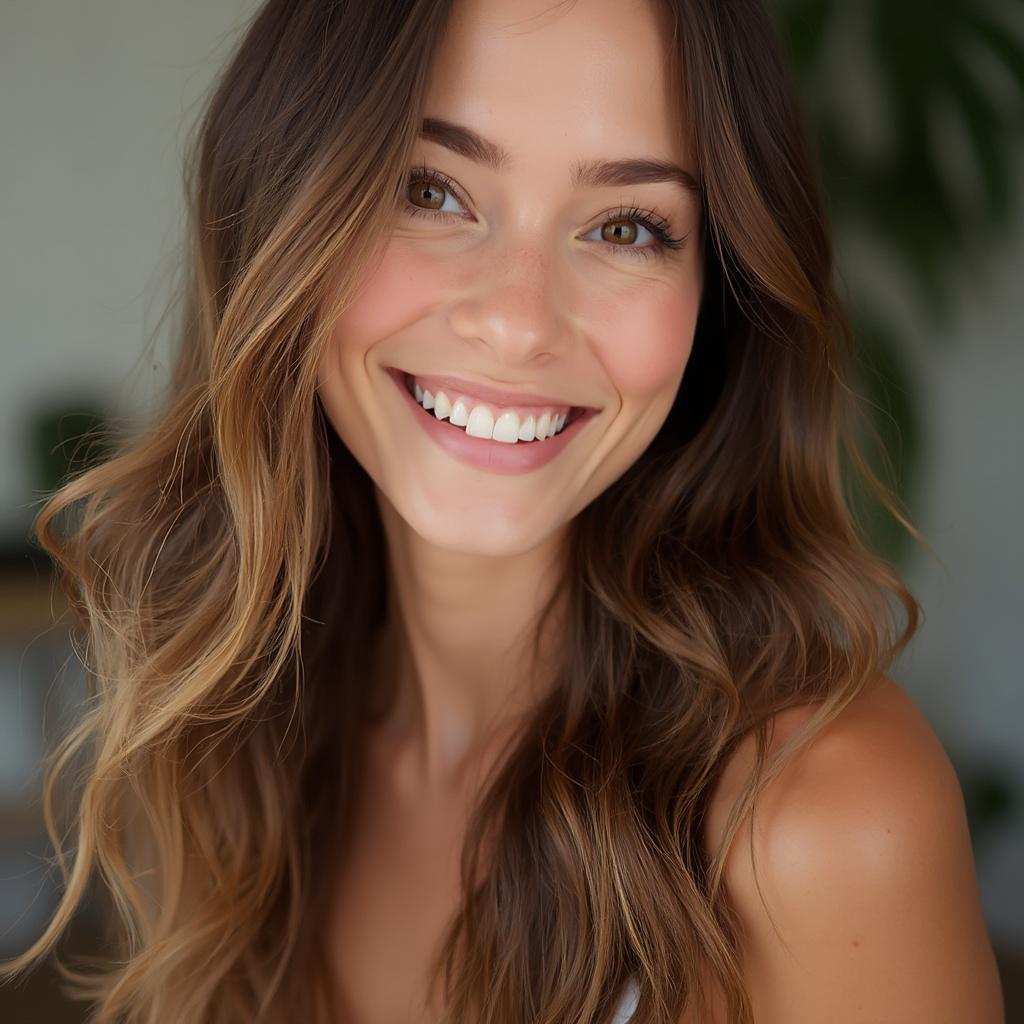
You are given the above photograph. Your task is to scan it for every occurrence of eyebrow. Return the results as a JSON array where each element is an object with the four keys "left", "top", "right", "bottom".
[{"left": 419, "top": 116, "right": 700, "bottom": 199}]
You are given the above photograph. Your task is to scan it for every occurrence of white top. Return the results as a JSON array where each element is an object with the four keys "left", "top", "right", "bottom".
[{"left": 611, "top": 974, "right": 640, "bottom": 1023}]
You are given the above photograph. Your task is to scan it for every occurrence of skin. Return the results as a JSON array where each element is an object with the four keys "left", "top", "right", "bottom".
[
  {"left": 703, "top": 678, "right": 1006, "bottom": 1024},
  {"left": 317, "top": 0, "right": 702, "bottom": 1015},
  {"left": 317, "top": 0, "right": 702, "bottom": 798},
  {"left": 316, "top": 0, "right": 1005, "bottom": 1021}
]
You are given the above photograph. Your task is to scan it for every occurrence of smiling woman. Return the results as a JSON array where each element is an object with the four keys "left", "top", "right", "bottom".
[{"left": 0, "top": 0, "right": 1004, "bottom": 1023}]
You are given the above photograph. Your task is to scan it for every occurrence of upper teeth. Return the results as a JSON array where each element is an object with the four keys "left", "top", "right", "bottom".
[{"left": 412, "top": 380, "right": 570, "bottom": 443}]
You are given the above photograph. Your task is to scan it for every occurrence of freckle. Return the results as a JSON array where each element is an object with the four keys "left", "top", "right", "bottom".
[{"left": 851, "top": 938, "right": 861, "bottom": 949}]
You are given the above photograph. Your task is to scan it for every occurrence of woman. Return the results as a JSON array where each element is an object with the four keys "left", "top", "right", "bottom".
[{"left": 1, "top": 0, "right": 1005, "bottom": 1021}]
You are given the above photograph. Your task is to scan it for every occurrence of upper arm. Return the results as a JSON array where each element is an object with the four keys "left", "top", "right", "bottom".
[{"left": 705, "top": 680, "right": 1005, "bottom": 1024}]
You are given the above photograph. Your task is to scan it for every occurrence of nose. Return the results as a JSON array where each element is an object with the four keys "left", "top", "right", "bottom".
[{"left": 446, "top": 238, "right": 567, "bottom": 368}]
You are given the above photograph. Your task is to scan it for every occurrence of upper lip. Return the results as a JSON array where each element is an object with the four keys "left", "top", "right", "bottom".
[{"left": 392, "top": 368, "right": 596, "bottom": 411}]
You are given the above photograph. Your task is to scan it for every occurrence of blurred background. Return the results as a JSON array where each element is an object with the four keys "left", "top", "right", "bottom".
[{"left": 1, "top": 0, "right": 1022, "bottom": 1019}]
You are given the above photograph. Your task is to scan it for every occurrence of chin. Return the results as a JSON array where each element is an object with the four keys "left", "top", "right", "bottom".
[{"left": 389, "top": 484, "right": 568, "bottom": 559}]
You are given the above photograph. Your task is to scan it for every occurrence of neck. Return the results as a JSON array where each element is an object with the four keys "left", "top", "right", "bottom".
[{"left": 366, "top": 486, "right": 570, "bottom": 798}]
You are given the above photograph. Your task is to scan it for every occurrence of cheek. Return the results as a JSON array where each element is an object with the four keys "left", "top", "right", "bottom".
[
  {"left": 589, "top": 279, "right": 700, "bottom": 403},
  {"left": 329, "top": 238, "right": 451, "bottom": 352}
]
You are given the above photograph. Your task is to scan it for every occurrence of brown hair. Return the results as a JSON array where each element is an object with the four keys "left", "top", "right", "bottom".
[{"left": 1, "top": 0, "right": 919, "bottom": 1021}]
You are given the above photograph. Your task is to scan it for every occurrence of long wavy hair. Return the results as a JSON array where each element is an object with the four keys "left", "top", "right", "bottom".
[{"left": 1, "top": 0, "right": 921, "bottom": 1021}]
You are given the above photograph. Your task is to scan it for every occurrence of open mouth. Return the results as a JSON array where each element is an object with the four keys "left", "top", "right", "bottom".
[{"left": 393, "top": 368, "right": 594, "bottom": 439}]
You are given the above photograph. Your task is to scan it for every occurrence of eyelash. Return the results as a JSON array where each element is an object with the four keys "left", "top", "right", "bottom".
[{"left": 402, "top": 164, "right": 688, "bottom": 262}]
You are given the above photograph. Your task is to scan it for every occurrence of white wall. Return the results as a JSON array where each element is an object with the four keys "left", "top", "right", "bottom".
[
  {"left": 0, "top": 0, "right": 260, "bottom": 539},
  {"left": 887, "top": 219, "right": 1024, "bottom": 950}
]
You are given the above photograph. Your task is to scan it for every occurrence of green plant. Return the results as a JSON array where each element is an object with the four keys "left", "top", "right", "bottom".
[
  {"left": 30, "top": 401, "right": 112, "bottom": 497},
  {"left": 772, "top": 0, "right": 1024, "bottom": 562}
]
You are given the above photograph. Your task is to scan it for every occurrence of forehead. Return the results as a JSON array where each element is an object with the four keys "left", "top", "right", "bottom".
[{"left": 424, "top": 0, "right": 686, "bottom": 169}]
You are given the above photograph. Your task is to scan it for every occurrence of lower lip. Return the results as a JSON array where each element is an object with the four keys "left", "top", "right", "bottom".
[{"left": 385, "top": 368, "right": 598, "bottom": 475}]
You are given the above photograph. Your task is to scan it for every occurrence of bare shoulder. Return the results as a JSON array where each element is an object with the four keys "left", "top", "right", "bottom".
[{"left": 699, "top": 677, "right": 1005, "bottom": 1024}]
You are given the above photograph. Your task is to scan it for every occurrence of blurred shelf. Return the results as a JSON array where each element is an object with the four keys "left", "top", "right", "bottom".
[
  {"left": 0, "top": 568, "right": 67, "bottom": 640},
  {"left": 0, "top": 803, "right": 47, "bottom": 838}
]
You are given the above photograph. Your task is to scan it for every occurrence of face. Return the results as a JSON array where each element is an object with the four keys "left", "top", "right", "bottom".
[{"left": 317, "top": 0, "right": 703, "bottom": 558}]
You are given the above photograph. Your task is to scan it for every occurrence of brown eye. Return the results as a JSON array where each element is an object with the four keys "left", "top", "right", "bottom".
[
  {"left": 408, "top": 175, "right": 447, "bottom": 211},
  {"left": 402, "top": 167, "right": 468, "bottom": 220},
  {"left": 601, "top": 219, "right": 639, "bottom": 245},
  {"left": 587, "top": 206, "right": 688, "bottom": 262}
]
